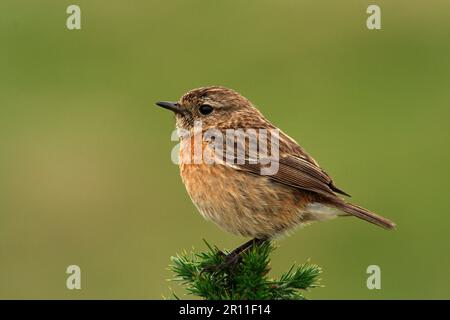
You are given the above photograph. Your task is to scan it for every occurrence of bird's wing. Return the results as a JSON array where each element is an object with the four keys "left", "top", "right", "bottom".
[
  {"left": 210, "top": 129, "right": 350, "bottom": 199},
  {"left": 238, "top": 155, "right": 350, "bottom": 198}
]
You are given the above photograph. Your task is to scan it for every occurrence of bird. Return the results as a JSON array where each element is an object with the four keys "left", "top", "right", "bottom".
[{"left": 155, "top": 86, "right": 395, "bottom": 265}]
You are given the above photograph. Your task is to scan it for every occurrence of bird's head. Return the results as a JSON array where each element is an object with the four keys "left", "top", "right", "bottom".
[{"left": 156, "top": 86, "right": 270, "bottom": 131}]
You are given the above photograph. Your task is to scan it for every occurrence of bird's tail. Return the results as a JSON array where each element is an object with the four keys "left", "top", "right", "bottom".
[{"left": 334, "top": 201, "right": 396, "bottom": 230}]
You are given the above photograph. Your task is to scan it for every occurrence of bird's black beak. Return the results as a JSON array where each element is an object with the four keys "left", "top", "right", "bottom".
[{"left": 155, "top": 101, "right": 184, "bottom": 115}]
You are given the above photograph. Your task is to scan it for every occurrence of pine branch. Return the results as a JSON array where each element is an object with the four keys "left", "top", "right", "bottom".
[{"left": 169, "top": 240, "right": 322, "bottom": 300}]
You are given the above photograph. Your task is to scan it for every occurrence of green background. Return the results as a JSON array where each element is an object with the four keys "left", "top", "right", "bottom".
[{"left": 0, "top": 0, "right": 449, "bottom": 299}]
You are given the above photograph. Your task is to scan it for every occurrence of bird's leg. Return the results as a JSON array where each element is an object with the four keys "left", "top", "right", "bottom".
[
  {"left": 222, "top": 238, "right": 267, "bottom": 270},
  {"left": 202, "top": 238, "right": 268, "bottom": 274},
  {"left": 228, "top": 238, "right": 266, "bottom": 257}
]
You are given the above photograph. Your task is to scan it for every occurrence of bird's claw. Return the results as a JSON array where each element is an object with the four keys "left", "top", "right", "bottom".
[{"left": 201, "top": 252, "right": 243, "bottom": 275}]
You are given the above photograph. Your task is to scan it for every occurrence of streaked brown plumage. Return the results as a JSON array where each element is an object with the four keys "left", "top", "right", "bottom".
[{"left": 156, "top": 86, "right": 396, "bottom": 242}]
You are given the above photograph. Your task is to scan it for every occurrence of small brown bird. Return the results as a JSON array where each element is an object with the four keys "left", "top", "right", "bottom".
[{"left": 156, "top": 86, "right": 395, "bottom": 262}]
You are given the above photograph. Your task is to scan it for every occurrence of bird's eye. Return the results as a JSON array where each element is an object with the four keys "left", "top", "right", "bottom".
[{"left": 199, "top": 104, "right": 214, "bottom": 115}]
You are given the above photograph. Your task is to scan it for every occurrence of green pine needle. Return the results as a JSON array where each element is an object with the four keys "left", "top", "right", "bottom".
[{"left": 168, "top": 240, "right": 322, "bottom": 300}]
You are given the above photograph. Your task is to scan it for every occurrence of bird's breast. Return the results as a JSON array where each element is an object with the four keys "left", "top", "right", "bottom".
[{"left": 179, "top": 158, "right": 318, "bottom": 238}]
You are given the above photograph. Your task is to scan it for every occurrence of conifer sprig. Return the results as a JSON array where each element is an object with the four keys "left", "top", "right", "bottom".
[{"left": 169, "top": 241, "right": 321, "bottom": 300}]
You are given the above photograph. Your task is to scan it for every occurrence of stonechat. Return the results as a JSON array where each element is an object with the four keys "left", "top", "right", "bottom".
[{"left": 156, "top": 86, "right": 395, "bottom": 261}]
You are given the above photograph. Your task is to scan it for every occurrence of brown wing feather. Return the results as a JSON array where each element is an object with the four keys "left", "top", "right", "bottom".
[
  {"left": 214, "top": 128, "right": 350, "bottom": 198},
  {"left": 238, "top": 157, "right": 341, "bottom": 199},
  {"left": 278, "top": 156, "right": 350, "bottom": 197}
]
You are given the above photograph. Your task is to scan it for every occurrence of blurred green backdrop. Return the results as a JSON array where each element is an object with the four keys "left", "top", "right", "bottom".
[{"left": 0, "top": 0, "right": 449, "bottom": 299}]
